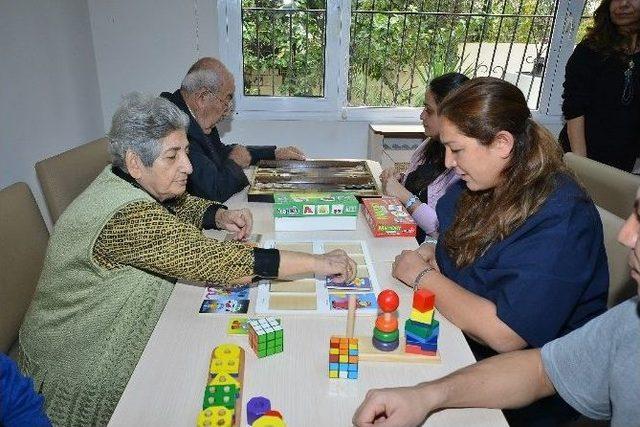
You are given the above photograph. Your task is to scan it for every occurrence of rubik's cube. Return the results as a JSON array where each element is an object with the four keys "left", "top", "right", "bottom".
[
  {"left": 328, "top": 336, "right": 359, "bottom": 379},
  {"left": 404, "top": 289, "right": 439, "bottom": 356},
  {"left": 248, "top": 317, "right": 284, "bottom": 358}
]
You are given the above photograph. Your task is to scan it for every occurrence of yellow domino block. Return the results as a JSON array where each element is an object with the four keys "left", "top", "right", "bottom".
[
  {"left": 214, "top": 344, "right": 241, "bottom": 361},
  {"left": 197, "top": 406, "right": 234, "bottom": 427},
  {"left": 329, "top": 370, "right": 338, "bottom": 378},
  {"left": 253, "top": 415, "right": 286, "bottom": 427},
  {"left": 329, "top": 348, "right": 339, "bottom": 355},
  {"left": 339, "top": 355, "right": 348, "bottom": 363},
  {"left": 410, "top": 308, "right": 434, "bottom": 324},
  {"left": 210, "top": 357, "right": 239, "bottom": 376}
]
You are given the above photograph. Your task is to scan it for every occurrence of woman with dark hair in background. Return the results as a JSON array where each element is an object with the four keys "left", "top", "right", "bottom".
[
  {"left": 560, "top": 0, "right": 640, "bottom": 172},
  {"left": 380, "top": 72, "right": 469, "bottom": 243},
  {"left": 389, "top": 78, "right": 608, "bottom": 426}
]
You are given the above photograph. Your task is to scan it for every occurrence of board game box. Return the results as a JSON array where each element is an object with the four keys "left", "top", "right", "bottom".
[
  {"left": 273, "top": 192, "right": 359, "bottom": 231},
  {"left": 362, "top": 197, "right": 417, "bottom": 237},
  {"left": 248, "top": 159, "right": 383, "bottom": 202}
]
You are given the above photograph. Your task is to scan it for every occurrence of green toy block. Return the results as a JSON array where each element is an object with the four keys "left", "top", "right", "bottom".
[
  {"left": 404, "top": 318, "right": 439, "bottom": 339},
  {"left": 203, "top": 383, "right": 237, "bottom": 410}
]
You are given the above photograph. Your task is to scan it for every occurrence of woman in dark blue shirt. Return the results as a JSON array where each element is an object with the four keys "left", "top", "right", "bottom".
[{"left": 392, "top": 77, "right": 609, "bottom": 426}]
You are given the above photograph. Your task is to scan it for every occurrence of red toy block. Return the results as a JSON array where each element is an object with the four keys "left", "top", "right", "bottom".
[
  {"left": 405, "top": 343, "right": 437, "bottom": 356},
  {"left": 412, "top": 289, "right": 435, "bottom": 312}
]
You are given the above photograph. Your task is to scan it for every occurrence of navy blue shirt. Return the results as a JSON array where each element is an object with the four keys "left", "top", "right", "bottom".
[
  {"left": 436, "top": 176, "right": 608, "bottom": 426},
  {"left": 0, "top": 354, "right": 51, "bottom": 427},
  {"left": 161, "top": 90, "right": 276, "bottom": 202},
  {"left": 436, "top": 176, "right": 608, "bottom": 355}
]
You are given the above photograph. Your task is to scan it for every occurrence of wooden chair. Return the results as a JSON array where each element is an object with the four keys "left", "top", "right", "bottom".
[
  {"left": 0, "top": 183, "right": 49, "bottom": 359},
  {"left": 36, "top": 137, "right": 111, "bottom": 222}
]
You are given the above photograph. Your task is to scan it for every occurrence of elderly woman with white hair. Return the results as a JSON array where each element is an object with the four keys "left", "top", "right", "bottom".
[{"left": 18, "top": 93, "right": 355, "bottom": 426}]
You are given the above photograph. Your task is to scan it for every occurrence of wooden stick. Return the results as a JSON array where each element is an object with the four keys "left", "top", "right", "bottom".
[{"left": 346, "top": 294, "right": 357, "bottom": 338}]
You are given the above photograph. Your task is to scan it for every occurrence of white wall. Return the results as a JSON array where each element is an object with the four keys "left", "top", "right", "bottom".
[
  {"left": 87, "top": 0, "right": 375, "bottom": 159},
  {"left": 0, "top": 0, "right": 104, "bottom": 226},
  {"left": 88, "top": 0, "right": 219, "bottom": 130}
]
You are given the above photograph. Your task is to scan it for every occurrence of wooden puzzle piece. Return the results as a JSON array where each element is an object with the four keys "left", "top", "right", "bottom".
[
  {"left": 275, "top": 242, "right": 314, "bottom": 253},
  {"left": 323, "top": 243, "right": 363, "bottom": 254},
  {"left": 269, "top": 279, "right": 317, "bottom": 293},
  {"left": 269, "top": 294, "right": 317, "bottom": 310},
  {"left": 199, "top": 344, "right": 245, "bottom": 427}
]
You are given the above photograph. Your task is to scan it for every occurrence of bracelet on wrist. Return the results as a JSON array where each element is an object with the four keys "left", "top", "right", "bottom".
[
  {"left": 412, "top": 266, "right": 435, "bottom": 292},
  {"left": 405, "top": 194, "right": 420, "bottom": 211}
]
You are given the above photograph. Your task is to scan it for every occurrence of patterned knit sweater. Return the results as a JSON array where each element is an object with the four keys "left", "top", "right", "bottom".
[{"left": 18, "top": 166, "right": 263, "bottom": 426}]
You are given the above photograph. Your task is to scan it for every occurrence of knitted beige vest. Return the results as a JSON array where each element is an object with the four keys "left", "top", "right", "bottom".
[{"left": 19, "top": 166, "right": 174, "bottom": 426}]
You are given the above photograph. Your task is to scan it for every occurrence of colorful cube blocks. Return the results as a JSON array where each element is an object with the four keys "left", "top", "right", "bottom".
[
  {"left": 248, "top": 317, "right": 284, "bottom": 358},
  {"left": 405, "top": 289, "right": 439, "bottom": 356},
  {"left": 328, "top": 336, "right": 359, "bottom": 379}
]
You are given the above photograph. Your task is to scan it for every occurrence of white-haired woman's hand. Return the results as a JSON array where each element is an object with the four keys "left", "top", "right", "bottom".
[
  {"left": 314, "top": 249, "right": 357, "bottom": 284},
  {"left": 215, "top": 208, "right": 253, "bottom": 240}
]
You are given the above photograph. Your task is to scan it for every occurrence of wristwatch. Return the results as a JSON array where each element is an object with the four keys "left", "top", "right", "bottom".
[{"left": 405, "top": 194, "right": 420, "bottom": 210}]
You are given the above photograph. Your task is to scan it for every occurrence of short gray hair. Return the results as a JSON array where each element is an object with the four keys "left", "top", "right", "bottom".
[
  {"left": 108, "top": 92, "right": 189, "bottom": 172},
  {"left": 180, "top": 68, "right": 223, "bottom": 94}
]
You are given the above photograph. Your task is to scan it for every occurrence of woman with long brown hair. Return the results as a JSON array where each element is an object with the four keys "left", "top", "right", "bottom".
[
  {"left": 391, "top": 78, "right": 609, "bottom": 426},
  {"left": 560, "top": 0, "right": 640, "bottom": 172}
]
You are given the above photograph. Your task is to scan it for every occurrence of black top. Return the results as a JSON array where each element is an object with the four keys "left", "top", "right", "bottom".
[
  {"left": 559, "top": 42, "right": 640, "bottom": 172},
  {"left": 161, "top": 90, "right": 277, "bottom": 202}
]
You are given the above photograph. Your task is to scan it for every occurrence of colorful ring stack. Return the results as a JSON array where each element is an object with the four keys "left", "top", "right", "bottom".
[{"left": 372, "top": 289, "right": 400, "bottom": 351}]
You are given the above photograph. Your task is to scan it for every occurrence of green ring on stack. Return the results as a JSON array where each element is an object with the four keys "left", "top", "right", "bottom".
[{"left": 373, "top": 327, "right": 399, "bottom": 343}]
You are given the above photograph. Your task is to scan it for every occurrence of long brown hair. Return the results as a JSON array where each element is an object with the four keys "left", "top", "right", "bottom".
[
  {"left": 584, "top": 0, "right": 638, "bottom": 60},
  {"left": 439, "top": 77, "right": 569, "bottom": 268}
]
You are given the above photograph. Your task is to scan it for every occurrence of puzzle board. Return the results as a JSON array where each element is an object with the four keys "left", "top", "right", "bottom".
[
  {"left": 248, "top": 159, "right": 383, "bottom": 202},
  {"left": 254, "top": 240, "right": 381, "bottom": 315}
]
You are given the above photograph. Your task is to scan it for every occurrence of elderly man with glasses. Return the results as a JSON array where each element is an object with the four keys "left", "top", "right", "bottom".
[{"left": 161, "top": 57, "right": 305, "bottom": 202}]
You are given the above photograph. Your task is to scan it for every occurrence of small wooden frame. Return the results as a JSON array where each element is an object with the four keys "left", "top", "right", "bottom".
[
  {"left": 356, "top": 335, "right": 440, "bottom": 363},
  {"left": 248, "top": 159, "right": 383, "bottom": 202}
]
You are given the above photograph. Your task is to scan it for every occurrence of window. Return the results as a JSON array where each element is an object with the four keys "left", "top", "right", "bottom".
[
  {"left": 241, "top": 1, "right": 327, "bottom": 97},
  {"left": 217, "top": 0, "right": 590, "bottom": 119},
  {"left": 348, "top": 1, "right": 558, "bottom": 110},
  {"left": 576, "top": 0, "right": 600, "bottom": 43}
]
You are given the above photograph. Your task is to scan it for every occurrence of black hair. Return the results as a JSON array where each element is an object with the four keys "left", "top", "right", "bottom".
[{"left": 405, "top": 72, "right": 469, "bottom": 196}]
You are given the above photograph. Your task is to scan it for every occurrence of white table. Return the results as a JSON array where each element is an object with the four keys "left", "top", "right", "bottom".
[{"left": 109, "top": 163, "right": 508, "bottom": 427}]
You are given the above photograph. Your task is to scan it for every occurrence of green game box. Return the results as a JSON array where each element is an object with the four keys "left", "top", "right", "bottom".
[{"left": 273, "top": 192, "right": 359, "bottom": 231}]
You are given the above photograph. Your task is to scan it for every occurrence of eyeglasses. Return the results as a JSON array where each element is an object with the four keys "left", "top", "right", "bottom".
[{"left": 205, "top": 90, "right": 234, "bottom": 113}]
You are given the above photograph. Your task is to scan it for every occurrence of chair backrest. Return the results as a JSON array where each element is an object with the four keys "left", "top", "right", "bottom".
[
  {"left": 565, "top": 152, "right": 640, "bottom": 219},
  {"left": 36, "top": 137, "right": 111, "bottom": 222},
  {"left": 0, "top": 183, "right": 49, "bottom": 353},
  {"left": 596, "top": 206, "right": 637, "bottom": 308}
]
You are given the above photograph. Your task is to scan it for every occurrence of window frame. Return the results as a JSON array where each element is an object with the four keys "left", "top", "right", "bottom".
[{"left": 217, "top": 0, "right": 587, "bottom": 124}]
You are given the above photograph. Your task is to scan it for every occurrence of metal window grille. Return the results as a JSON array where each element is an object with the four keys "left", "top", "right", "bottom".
[
  {"left": 241, "top": 0, "right": 327, "bottom": 97},
  {"left": 349, "top": 0, "right": 558, "bottom": 109},
  {"left": 239, "top": 0, "right": 561, "bottom": 110}
]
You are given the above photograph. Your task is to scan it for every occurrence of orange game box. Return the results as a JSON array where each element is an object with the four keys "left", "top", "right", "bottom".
[{"left": 362, "top": 197, "right": 417, "bottom": 237}]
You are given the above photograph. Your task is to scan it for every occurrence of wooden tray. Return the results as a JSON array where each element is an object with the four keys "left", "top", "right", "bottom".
[{"left": 248, "top": 159, "right": 383, "bottom": 202}]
